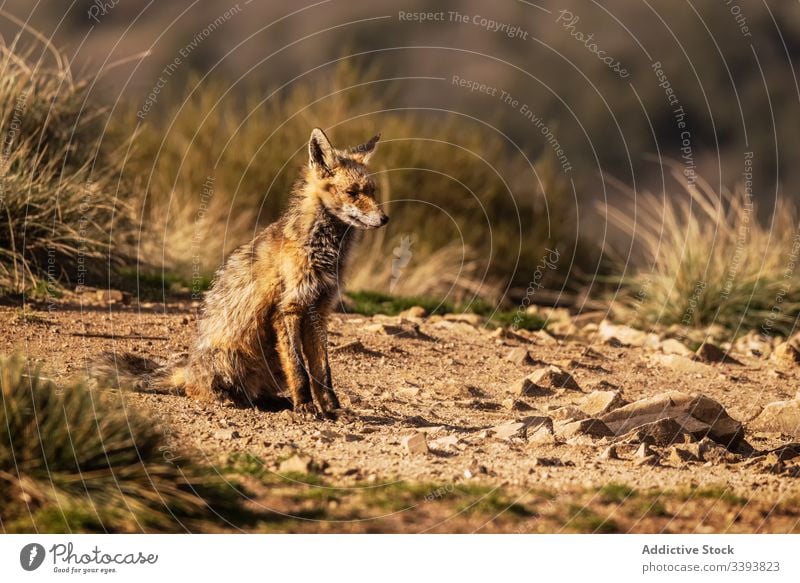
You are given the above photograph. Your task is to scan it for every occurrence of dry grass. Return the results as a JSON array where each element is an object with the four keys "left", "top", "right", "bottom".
[
  {"left": 0, "top": 31, "right": 137, "bottom": 293},
  {"left": 605, "top": 168, "right": 800, "bottom": 335}
]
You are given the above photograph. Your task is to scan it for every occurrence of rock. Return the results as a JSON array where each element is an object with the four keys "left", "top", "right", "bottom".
[
  {"left": 331, "top": 340, "right": 381, "bottom": 356},
  {"left": 695, "top": 437, "right": 728, "bottom": 463},
  {"left": 530, "top": 457, "right": 568, "bottom": 467},
  {"left": 774, "top": 342, "right": 800, "bottom": 366},
  {"left": 650, "top": 353, "right": 713, "bottom": 375},
  {"left": 600, "top": 392, "right": 744, "bottom": 446},
  {"left": 521, "top": 416, "right": 554, "bottom": 434},
  {"left": 733, "top": 331, "right": 772, "bottom": 358},
  {"left": 579, "top": 390, "right": 627, "bottom": 416},
  {"left": 661, "top": 338, "right": 693, "bottom": 356},
  {"left": 557, "top": 418, "right": 614, "bottom": 439},
  {"left": 598, "top": 320, "right": 659, "bottom": 348},
  {"left": 527, "top": 365, "right": 581, "bottom": 391},
  {"left": 399, "top": 306, "right": 428, "bottom": 319},
  {"left": 401, "top": 433, "right": 429, "bottom": 455},
  {"left": 600, "top": 445, "right": 619, "bottom": 460},
  {"left": 214, "top": 429, "right": 241, "bottom": 440},
  {"left": 491, "top": 421, "right": 527, "bottom": 440},
  {"left": 493, "top": 416, "right": 553, "bottom": 441},
  {"left": 429, "top": 435, "right": 462, "bottom": 452},
  {"left": 506, "top": 347, "right": 534, "bottom": 366},
  {"left": 750, "top": 398, "right": 800, "bottom": 437},
  {"left": 502, "top": 398, "right": 533, "bottom": 412},
  {"left": 668, "top": 446, "right": 700, "bottom": 464},
  {"left": 96, "top": 289, "right": 125, "bottom": 303},
  {"left": 619, "top": 418, "right": 694, "bottom": 447},
  {"left": 279, "top": 454, "right": 313, "bottom": 474},
  {"left": 695, "top": 342, "right": 742, "bottom": 365},
  {"left": 531, "top": 330, "right": 558, "bottom": 345},
  {"left": 528, "top": 424, "right": 557, "bottom": 444},
  {"left": 550, "top": 405, "right": 588, "bottom": 422},
  {"left": 636, "top": 455, "right": 660, "bottom": 466},
  {"left": 762, "top": 443, "right": 800, "bottom": 462},
  {"left": 443, "top": 313, "right": 484, "bottom": 326},
  {"left": 365, "top": 322, "right": 428, "bottom": 339},
  {"left": 635, "top": 442, "right": 654, "bottom": 459},
  {"left": 510, "top": 377, "right": 549, "bottom": 397}
]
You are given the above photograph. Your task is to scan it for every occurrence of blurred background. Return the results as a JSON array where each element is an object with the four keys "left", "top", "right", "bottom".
[{"left": 1, "top": 0, "right": 799, "bottom": 329}]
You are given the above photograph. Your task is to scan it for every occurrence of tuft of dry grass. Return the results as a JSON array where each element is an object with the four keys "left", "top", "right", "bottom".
[
  {"left": 0, "top": 31, "right": 136, "bottom": 293},
  {"left": 605, "top": 168, "right": 800, "bottom": 335}
]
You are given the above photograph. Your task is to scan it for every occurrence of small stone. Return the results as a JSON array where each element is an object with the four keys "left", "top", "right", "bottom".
[
  {"left": 399, "top": 306, "right": 428, "bottom": 319},
  {"left": 774, "top": 342, "right": 800, "bottom": 366},
  {"left": 661, "top": 338, "right": 693, "bottom": 356},
  {"left": 214, "top": 429, "right": 240, "bottom": 440},
  {"left": 492, "top": 421, "right": 527, "bottom": 440},
  {"left": 401, "top": 433, "right": 429, "bottom": 455},
  {"left": 443, "top": 313, "right": 484, "bottom": 326},
  {"left": 579, "top": 390, "right": 627, "bottom": 416},
  {"left": 510, "top": 377, "right": 549, "bottom": 397},
  {"left": 598, "top": 320, "right": 659, "bottom": 347},
  {"left": 550, "top": 405, "right": 588, "bottom": 422},
  {"left": 507, "top": 347, "right": 534, "bottom": 366},
  {"left": 669, "top": 446, "right": 700, "bottom": 464},
  {"left": 557, "top": 418, "right": 613, "bottom": 439},
  {"left": 635, "top": 455, "right": 660, "bottom": 466},
  {"left": 502, "top": 397, "right": 533, "bottom": 411},
  {"left": 429, "top": 435, "right": 461, "bottom": 452},
  {"left": 635, "top": 442, "right": 654, "bottom": 459},
  {"left": 600, "top": 445, "right": 619, "bottom": 460},
  {"left": 620, "top": 418, "right": 693, "bottom": 447},
  {"left": 96, "top": 289, "right": 124, "bottom": 303},
  {"left": 750, "top": 398, "right": 800, "bottom": 437},
  {"left": 279, "top": 454, "right": 313, "bottom": 474},
  {"left": 528, "top": 424, "right": 557, "bottom": 444},
  {"left": 696, "top": 341, "right": 741, "bottom": 364},
  {"left": 528, "top": 365, "right": 581, "bottom": 391},
  {"left": 650, "top": 353, "right": 713, "bottom": 375}
]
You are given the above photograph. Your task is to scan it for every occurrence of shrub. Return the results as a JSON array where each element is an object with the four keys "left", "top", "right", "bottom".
[
  {"left": 0, "top": 37, "right": 136, "bottom": 293},
  {"left": 607, "top": 169, "right": 800, "bottom": 335}
]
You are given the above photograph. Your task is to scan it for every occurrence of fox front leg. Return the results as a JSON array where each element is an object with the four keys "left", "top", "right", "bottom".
[
  {"left": 301, "top": 311, "right": 340, "bottom": 414},
  {"left": 276, "top": 309, "right": 316, "bottom": 416}
]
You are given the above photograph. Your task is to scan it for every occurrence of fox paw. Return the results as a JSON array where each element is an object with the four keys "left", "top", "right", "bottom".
[
  {"left": 292, "top": 401, "right": 321, "bottom": 420},
  {"left": 324, "top": 407, "right": 356, "bottom": 423}
]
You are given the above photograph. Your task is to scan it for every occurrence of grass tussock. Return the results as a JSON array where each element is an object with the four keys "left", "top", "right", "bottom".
[
  {"left": 0, "top": 355, "right": 247, "bottom": 533},
  {"left": 0, "top": 32, "right": 137, "bottom": 293},
  {"left": 607, "top": 169, "right": 800, "bottom": 335}
]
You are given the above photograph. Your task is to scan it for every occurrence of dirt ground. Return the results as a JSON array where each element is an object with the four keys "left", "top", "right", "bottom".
[{"left": 3, "top": 295, "right": 800, "bottom": 533}]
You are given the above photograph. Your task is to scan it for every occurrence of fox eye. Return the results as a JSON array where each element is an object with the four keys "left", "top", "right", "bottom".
[{"left": 345, "top": 187, "right": 359, "bottom": 198}]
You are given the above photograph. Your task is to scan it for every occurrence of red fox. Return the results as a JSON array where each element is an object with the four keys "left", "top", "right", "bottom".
[{"left": 96, "top": 128, "right": 388, "bottom": 417}]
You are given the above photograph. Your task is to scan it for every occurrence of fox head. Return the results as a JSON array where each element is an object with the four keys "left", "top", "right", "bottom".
[{"left": 307, "top": 128, "right": 389, "bottom": 229}]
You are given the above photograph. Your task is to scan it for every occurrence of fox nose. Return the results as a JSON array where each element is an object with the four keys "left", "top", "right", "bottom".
[{"left": 380, "top": 213, "right": 390, "bottom": 226}]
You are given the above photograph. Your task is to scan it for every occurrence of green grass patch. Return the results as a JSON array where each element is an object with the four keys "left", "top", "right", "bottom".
[
  {"left": 598, "top": 483, "right": 637, "bottom": 504},
  {"left": 346, "top": 290, "right": 547, "bottom": 330},
  {"left": 565, "top": 505, "right": 620, "bottom": 533}
]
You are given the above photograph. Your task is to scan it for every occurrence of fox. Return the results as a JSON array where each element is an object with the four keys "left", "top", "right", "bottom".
[{"left": 96, "top": 128, "right": 388, "bottom": 417}]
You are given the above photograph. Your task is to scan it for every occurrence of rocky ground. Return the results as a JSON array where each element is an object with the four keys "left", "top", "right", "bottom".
[{"left": 3, "top": 292, "right": 800, "bottom": 533}]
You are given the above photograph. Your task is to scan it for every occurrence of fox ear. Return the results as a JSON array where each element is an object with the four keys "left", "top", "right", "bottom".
[
  {"left": 309, "top": 128, "right": 337, "bottom": 174},
  {"left": 350, "top": 133, "right": 380, "bottom": 164}
]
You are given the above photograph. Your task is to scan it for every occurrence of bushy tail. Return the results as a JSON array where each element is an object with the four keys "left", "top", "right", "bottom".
[{"left": 92, "top": 351, "right": 189, "bottom": 394}]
